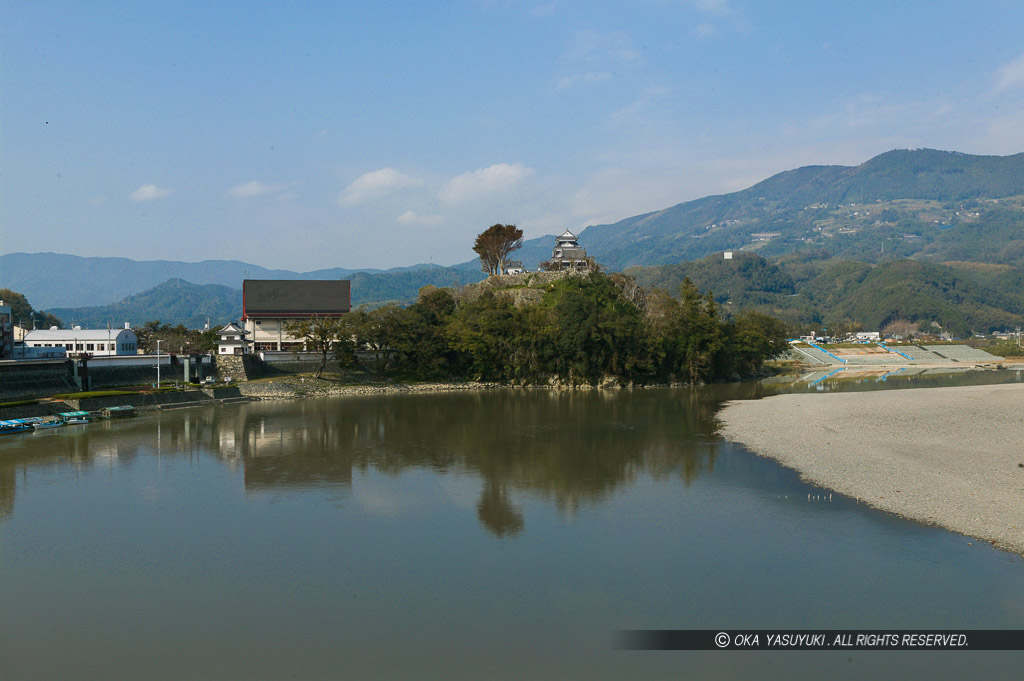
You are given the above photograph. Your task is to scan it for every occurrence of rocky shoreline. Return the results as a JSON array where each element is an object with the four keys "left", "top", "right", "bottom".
[{"left": 237, "top": 378, "right": 509, "bottom": 400}]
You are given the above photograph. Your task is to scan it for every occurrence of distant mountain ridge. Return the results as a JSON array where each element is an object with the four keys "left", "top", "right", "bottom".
[
  {"left": 566, "top": 148, "right": 1024, "bottom": 269},
  {"left": 46, "top": 278, "right": 241, "bottom": 329},
  {"left": 0, "top": 252, "right": 482, "bottom": 309},
  {"left": 7, "top": 148, "right": 1024, "bottom": 314},
  {"left": 41, "top": 266, "right": 490, "bottom": 327}
]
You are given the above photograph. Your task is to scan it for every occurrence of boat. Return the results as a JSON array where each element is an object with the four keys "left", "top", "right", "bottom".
[
  {"left": 99, "top": 405, "right": 136, "bottom": 419},
  {"left": 32, "top": 418, "right": 65, "bottom": 429},
  {"left": 58, "top": 411, "right": 92, "bottom": 425},
  {"left": 0, "top": 420, "right": 32, "bottom": 434}
]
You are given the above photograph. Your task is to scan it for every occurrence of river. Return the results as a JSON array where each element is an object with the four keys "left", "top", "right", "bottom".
[{"left": 1, "top": 369, "right": 1022, "bottom": 680}]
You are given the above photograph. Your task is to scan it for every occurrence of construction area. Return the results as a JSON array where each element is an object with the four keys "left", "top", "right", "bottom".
[{"left": 787, "top": 341, "right": 1006, "bottom": 367}]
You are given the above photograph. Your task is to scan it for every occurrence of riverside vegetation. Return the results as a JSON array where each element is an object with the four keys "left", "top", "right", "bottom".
[{"left": 285, "top": 271, "right": 789, "bottom": 386}]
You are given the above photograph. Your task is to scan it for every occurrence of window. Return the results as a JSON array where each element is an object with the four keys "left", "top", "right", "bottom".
[{"left": 86, "top": 344, "right": 94, "bottom": 351}]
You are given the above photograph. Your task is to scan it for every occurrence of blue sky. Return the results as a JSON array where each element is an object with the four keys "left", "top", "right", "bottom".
[{"left": 3, "top": 1, "right": 1024, "bottom": 271}]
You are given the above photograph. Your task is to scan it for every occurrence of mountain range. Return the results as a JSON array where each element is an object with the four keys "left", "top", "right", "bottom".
[{"left": 3, "top": 148, "right": 1024, "bottom": 332}]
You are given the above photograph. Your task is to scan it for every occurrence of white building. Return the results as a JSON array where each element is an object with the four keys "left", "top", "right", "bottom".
[
  {"left": 217, "top": 321, "right": 251, "bottom": 355},
  {"left": 23, "top": 324, "right": 138, "bottom": 357}
]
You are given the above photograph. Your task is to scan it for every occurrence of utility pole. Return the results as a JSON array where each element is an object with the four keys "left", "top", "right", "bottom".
[{"left": 156, "top": 339, "right": 162, "bottom": 388}]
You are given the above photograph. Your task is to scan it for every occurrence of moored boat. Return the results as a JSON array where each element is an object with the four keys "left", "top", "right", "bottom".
[
  {"left": 32, "top": 418, "right": 65, "bottom": 429},
  {"left": 0, "top": 420, "right": 33, "bottom": 434},
  {"left": 58, "top": 411, "right": 92, "bottom": 425},
  {"left": 100, "top": 405, "right": 136, "bottom": 419}
]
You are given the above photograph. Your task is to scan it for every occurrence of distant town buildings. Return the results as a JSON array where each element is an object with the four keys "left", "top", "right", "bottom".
[
  {"left": 242, "top": 279, "right": 351, "bottom": 351},
  {"left": 547, "top": 230, "right": 592, "bottom": 271},
  {"left": 22, "top": 324, "right": 138, "bottom": 357}
]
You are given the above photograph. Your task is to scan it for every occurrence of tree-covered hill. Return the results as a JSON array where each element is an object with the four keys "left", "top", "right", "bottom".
[
  {"left": 41, "top": 266, "right": 489, "bottom": 329},
  {"left": 626, "top": 252, "right": 1024, "bottom": 337},
  {"left": 0, "top": 252, "right": 482, "bottom": 309},
  {"left": 45, "top": 279, "right": 242, "bottom": 329},
  {"left": 567, "top": 149, "right": 1024, "bottom": 269}
]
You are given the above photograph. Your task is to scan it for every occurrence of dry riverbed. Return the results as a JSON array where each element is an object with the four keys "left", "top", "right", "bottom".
[{"left": 718, "top": 382, "right": 1024, "bottom": 555}]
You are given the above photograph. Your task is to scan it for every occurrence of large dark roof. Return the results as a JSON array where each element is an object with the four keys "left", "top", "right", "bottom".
[{"left": 243, "top": 280, "right": 351, "bottom": 317}]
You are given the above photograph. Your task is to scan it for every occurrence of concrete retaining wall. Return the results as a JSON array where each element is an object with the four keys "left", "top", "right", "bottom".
[{"left": 63, "top": 391, "right": 215, "bottom": 411}]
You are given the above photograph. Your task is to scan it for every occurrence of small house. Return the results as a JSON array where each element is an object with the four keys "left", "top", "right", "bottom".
[{"left": 218, "top": 321, "right": 251, "bottom": 355}]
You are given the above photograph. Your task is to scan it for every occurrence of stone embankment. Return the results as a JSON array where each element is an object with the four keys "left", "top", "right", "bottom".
[
  {"left": 455, "top": 270, "right": 583, "bottom": 307},
  {"left": 238, "top": 379, "right": 506, "bottom": 400}
]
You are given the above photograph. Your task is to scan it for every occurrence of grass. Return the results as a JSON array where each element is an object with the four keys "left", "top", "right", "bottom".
[
  {"left": 53, "top": 390, "right": 137, "bottom": 399},
  {"left": 0, "top": 399, "right": 40, "bottom": 409}
]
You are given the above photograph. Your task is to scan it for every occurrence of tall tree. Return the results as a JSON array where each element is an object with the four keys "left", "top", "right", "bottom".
[
  {"left": 284, "top": 315, "right": 347, "bottom": 379},
  {"left": 473, "top": 224, "right": 524, "bottom": 275}
]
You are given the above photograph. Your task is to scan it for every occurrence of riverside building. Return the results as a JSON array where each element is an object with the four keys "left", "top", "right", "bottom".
[
  {"left": 242, "top": 279, "right": 352, "bottom": 352},
  {"left": 22, "top": 324, "right": 138, "bottom": 357}
]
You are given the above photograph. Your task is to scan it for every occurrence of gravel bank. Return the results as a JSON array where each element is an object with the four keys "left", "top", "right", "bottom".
[{"left": 718, "top": 383, "right": 1024, "bottom": 555}]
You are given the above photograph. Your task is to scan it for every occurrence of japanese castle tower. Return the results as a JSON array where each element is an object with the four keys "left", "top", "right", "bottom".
[{"left": 548, "top": 230, "right": 592, "bottom": 271}]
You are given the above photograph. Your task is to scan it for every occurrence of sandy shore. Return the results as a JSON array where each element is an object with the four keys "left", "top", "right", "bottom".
[{"left": 718, "top": 382, "right": 1024, "bottom": 555}]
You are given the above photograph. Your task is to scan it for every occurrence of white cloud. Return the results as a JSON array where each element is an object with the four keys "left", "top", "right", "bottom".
[
  {"left": 397, "top": 210, "right": 443, "bottom": 226},
  {"left": 689, "top": 0, "right": 731, "bottom": 15},
  {"left": 566, "top": 29, "right": 639, "bottom": 65},
  {"left": 129, "top": 184, "right": 173, "bottom": 202},
  {"left": 528, "top": 2, "right": 557, "bottom": 17},
  {"left": 339, "top": 167, "right": 423, "bottom": 206},
  {"left": 993, "top": 54, "right": 1024, "bottom": 93},
  {"left": 556, "top": 71, "right": 612, "bottom": 91},
  {"left": 439, "top": 163, "right": 535, "bottom": 204},
  {"left": 227, "top": 180, "right": 291, "bottom": 199},
  {"left": 694, "top": 22, "right": 716, "bottom": 38}
]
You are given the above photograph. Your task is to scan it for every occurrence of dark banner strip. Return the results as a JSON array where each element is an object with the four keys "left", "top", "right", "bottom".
[{"left": 619, "top": 630, "right": 1024, "bottom": 651}]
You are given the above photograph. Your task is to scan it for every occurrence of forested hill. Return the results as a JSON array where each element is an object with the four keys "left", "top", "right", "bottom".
[
  {"left": 626, "top": 251, "right": 1024, "bottom": 337},
  {"left": 46, "top": 279, "right": 242, "bottom": 329},
  {"left": 42, "top": 266, "right": 488, "bottom": 328},
  {"left": 568, "top": 149, "right": 1024, "bottom": 269},
  {"left": 0, "top": 252, "right": 484, "bottom": 310}
]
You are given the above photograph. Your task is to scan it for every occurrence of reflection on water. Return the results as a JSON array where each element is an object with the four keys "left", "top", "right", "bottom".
[
  {"left": 0, "top": 369, "right": 1019, "bottom": 533},
  {"left": 1, "top": 386, "right": 768, "bottom": 534},
  {"left": 765, "top": 365, "right": 1023, "bottom": 393},
  {"left": 1, "top": 371, "right": 1022, "bottom": 680}
]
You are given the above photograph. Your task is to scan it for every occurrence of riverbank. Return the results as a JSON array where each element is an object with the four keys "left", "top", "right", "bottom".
[
  {"left": 237, "top": 377, "right": 508, "bottom": 399},
  {"left": 718, "top": 382, "right": 1024, "bottom": 555}
]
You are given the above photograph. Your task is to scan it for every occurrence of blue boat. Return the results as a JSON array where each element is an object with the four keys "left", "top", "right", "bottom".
[{"left": 0, "top": 420, "right": 32, "bottom": 434}]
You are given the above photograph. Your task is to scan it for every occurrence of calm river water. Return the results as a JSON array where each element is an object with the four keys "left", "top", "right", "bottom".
[{"left": 1, "top": 369, "right": 1022, "bottom": 680}]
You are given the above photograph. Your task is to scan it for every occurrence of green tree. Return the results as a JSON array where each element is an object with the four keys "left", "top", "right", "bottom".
[
  {"left": 676, "top": 278, "right": 725, "bottom": 383},
  {"left": 0, "top": 288, "right": 62, "bottom": 329},
  {"left": 357, "top": 305, "right": 409, "bottom": 374},
  {"left": 284, "top": 315, "right": 347, "bottom": 379}
]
